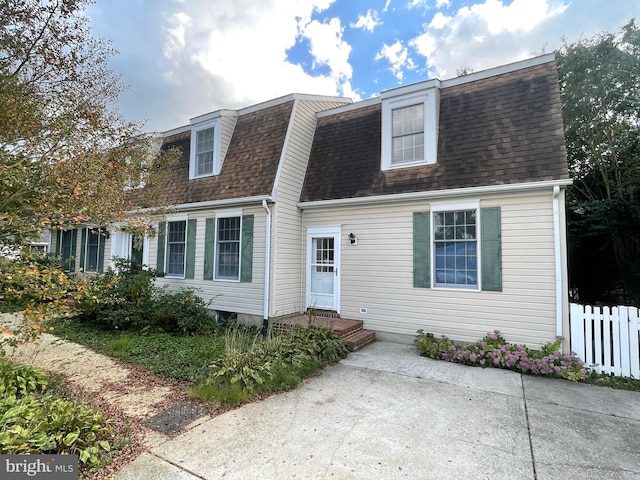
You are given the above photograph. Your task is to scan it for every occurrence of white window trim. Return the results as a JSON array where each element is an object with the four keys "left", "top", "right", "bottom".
[
  {"left": 381, "top": 91, "right": 438, "bottom": 171},
  {"left": 214, "top": 208, "right": 243, "bottom": 282},
  {"left": 189, "top": 119, "right": 222, "bottom": 179},
  {"left": 164, "top": 218, "right": 188, "bottom": 279},
  {"left": 431, "top": 200, "right": 481, "bottom": 291}
]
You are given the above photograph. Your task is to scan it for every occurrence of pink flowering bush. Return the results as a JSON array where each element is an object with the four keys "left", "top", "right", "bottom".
[{"left": 414, "top": 329, "right": 587, "bottom": 381}]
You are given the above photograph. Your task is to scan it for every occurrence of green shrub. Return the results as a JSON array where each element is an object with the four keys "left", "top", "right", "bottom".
[
  {"left": 0, "top": 363, "right": 49, "bottom": 397},
  {"left": 0, "top": 362, "right": 116, "bottom": 466},
  {"left": 0, "top": 252, "right": 75, "bottom": 351},
  {"left": 199, "top": 325, "right": 348, "bottom": 405},
  {"left": 74, "top": 258, "right": 219, "bottom": 334}
]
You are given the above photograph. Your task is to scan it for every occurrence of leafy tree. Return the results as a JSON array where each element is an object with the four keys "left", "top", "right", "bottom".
[
  {"left": 0, "top": 0, "right": 177, "bottom": 248},
  {"left": 557, "top": 19, "right": 640, "bottom": 305}
]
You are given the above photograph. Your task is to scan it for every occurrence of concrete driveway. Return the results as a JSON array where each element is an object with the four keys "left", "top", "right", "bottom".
[{"left": 117, "top": 342, "right": 640, "bottom": 480}]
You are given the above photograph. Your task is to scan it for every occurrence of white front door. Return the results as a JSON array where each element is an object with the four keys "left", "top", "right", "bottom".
[{"left": 306, "top": 227, "right": 341, "bottom": 312}]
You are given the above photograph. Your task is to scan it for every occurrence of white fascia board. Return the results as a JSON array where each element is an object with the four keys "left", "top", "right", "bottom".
[
  {"left": 190, "top": 109, "right": 237, "bottom": 125},
  {"left": 298, "top": 179, "right": 573, "bottom": 210},
  {"left": 134, "top": 195, "right": 274, "bottom": 214},
  {"left": 380, "top": 79, "right": 440, "bottom": 100},
  {"left": 163, "top": 124, "right": 191, "bottom": 137}
]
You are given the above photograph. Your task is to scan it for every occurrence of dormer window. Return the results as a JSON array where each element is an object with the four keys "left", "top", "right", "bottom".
[
  {"left": 190, "top": 119, "right": 221, "bottom": 179},
  {"left": 392, "top": 104, "right": 424, "bottom": 164},
  {"left": 196, "top": 126, "right": 214, "bottom": 175},
  {"left": 381, "top": 82, "right": 439, "bottom": 171}
]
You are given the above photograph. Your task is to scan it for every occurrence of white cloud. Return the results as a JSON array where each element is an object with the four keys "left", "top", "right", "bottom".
[
  {"left": 409, "top": 0, "right": 571, "bottom": 78},
  {"left": 156, "top": 0, "right": 358, "bottom": 127},
  {"left": 429, "top": 12, "right": 451, "bottom": 29},
  {"left": 303, "top": 18, "right": 353, "bottom": 85},
  {"left": 162, "top": 12, "right": 190, "bottom": 66},
  {"left": 376, "top": 40, "right": 416, "bottom": 82},
  {"left": 436, "top": 0, "right": 451, "bottom": 8},
  {"left": 407, "top": 0, "right": 428, "bottom": 8},
  {"left": 351, "top": 9, "right": 381, "bottom": 32}
]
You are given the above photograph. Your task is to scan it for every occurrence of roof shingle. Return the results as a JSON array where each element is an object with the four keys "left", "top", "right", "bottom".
[{"left": 300, "top": 60, "right": 568, "bottom": 202}]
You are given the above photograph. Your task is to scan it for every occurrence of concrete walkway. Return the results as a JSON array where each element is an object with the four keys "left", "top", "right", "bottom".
[{"left": 117, "top": 342, "right": 640, "bottom": 480}]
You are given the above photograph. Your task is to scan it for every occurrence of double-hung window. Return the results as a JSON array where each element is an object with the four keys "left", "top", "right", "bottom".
[
  {"left": 60, "top": 230, "right": 74, "bottom": 267},
  {"left": 381, "top": 85, "right": 439, "bottom": 170},
  {"left": 84, "top": 228, "right": 103, "bottom": 273},
  {"left": 216, "top": 216, "right": 241, "bottom": 280},
  {"left": 434, "top": 209, "right": 478, "bottom": 288},
  {"left": 392, "top": 104, "right": 424, "bottom": 165},
  {"left": 195, "top": 127, "right": 214, "bottom": 176},
  {"left": 166, "top": 220, "right": 187, "bottom": 277},
  {"left": 190, "top": 118, "right": 222, "bottom": 179}
]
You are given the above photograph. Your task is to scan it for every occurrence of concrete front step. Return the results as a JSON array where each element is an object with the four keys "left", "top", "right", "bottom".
[{"left": 343, "top": 329, "right": 376, "bottom": 352}]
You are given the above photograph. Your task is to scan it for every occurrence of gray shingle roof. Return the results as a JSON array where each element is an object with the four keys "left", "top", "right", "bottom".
[{"left": 300, "top": 60, "right": 568, "bottom": 202}]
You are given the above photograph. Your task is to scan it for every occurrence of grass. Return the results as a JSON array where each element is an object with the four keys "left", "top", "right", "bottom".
[{"left": 50, "top": 318, "right": 225, "bottom": 382}]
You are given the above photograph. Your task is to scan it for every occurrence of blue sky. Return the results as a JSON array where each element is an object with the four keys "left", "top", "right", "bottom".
[{"left": 86, "top": 0, "right": 640, "bottom": 132}]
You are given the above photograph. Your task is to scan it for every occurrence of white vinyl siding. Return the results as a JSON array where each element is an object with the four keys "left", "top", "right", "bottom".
[
  {"left": 302, "top": 192, "right": 559, "bottom": 348},
  {"left": 270, "top": 99, "right": 350, "bottom": 317},
  {"left": 150, "top": 207, "right": 265, "bottom": 316}
]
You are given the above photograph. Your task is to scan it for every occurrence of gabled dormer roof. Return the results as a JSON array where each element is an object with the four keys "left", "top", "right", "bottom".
[{"left": 300, "top": 54, "right": 569, "bottom": 203}]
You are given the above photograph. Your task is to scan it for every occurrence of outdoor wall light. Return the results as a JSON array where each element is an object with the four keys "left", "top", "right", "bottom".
[{"left": 349, "top": 233, "right": 357, "bottom": 245}]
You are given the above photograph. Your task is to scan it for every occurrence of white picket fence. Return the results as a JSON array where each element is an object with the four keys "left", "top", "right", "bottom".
[{"left": 569, "top": 303, "right": 640, "bottom": 378}]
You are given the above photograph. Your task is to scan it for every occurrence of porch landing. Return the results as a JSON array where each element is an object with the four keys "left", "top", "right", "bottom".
[{"left": 271, "top": 313, "right": 375, "bottom": 352}]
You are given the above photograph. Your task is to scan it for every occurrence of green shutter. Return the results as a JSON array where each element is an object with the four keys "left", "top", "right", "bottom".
[
  {"left": 413, "top": 212, "right": 431, "bottom": 288},
  {"left": 55, "top": 231, "right": 61, "bottom": 255},
  {"left": 79, "top": 228, "right": 87, "bottom": 272},
  {"left": 70, "top": 230, "right": 78, "bottom": 271},
  {"left": 240, "top": 214, "right": 254, "bottom": 282},
  {"left": 203, "top": 218, "right": 215, "bottom": 280},
  {"left": 185, "top": 219, "right": 197, "bottom": 279},
  {"left": 481, "top": 207, "right": 502, "bottom": 292},
  {"left": 97, "top": 229, "right": 106, "bottom": 272},
  {"left": 156, "top": 222, "right": 166, "bottom": 273}
]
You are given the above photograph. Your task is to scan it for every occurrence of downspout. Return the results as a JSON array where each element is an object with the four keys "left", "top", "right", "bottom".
[
  {"left": 261, "top": 199, "right": 272, "bottom": 335},
  {"left": 552, "top": 186, "right": 564, "bottom": 344}
]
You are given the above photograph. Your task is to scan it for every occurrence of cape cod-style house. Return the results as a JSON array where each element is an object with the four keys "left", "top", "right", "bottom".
[{"left": 49, "top": 53, "right": 571, "bottom": 348}]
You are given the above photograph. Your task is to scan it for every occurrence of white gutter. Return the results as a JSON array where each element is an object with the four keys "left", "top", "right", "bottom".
[
  {"left": 134, "top": 195, "right": 272, "bottom": 214},
  {"left": 298, "top": 179, "right": 573, "bottom": 210},
  {"left": 261, "top": 199, "right": 272, "bottom": 331},
  {"left": 552, "top": 186, "right": 564, "bottom": 342}
]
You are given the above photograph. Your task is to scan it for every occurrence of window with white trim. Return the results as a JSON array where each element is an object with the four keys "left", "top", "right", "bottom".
[
  {"left": 190, "top": 119, "right": 221, "bottom": 178},
  {"left": 392, "top": 104, "right": 424, "bottom": 164},
  {"left": 195, "top": 127, "right": 214, "bottom": 175},
  {"left": 381, "top": 86, "right": 439, "bottom": 171},
  {"left": 216, "top": 216, "right": 241, "bottom": 280},
  {"left": 166, "top": 220, "right": 186, "bottom": 277},
  {"left": 433, "top": 209, "right": 478, "bottom": 288}
]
